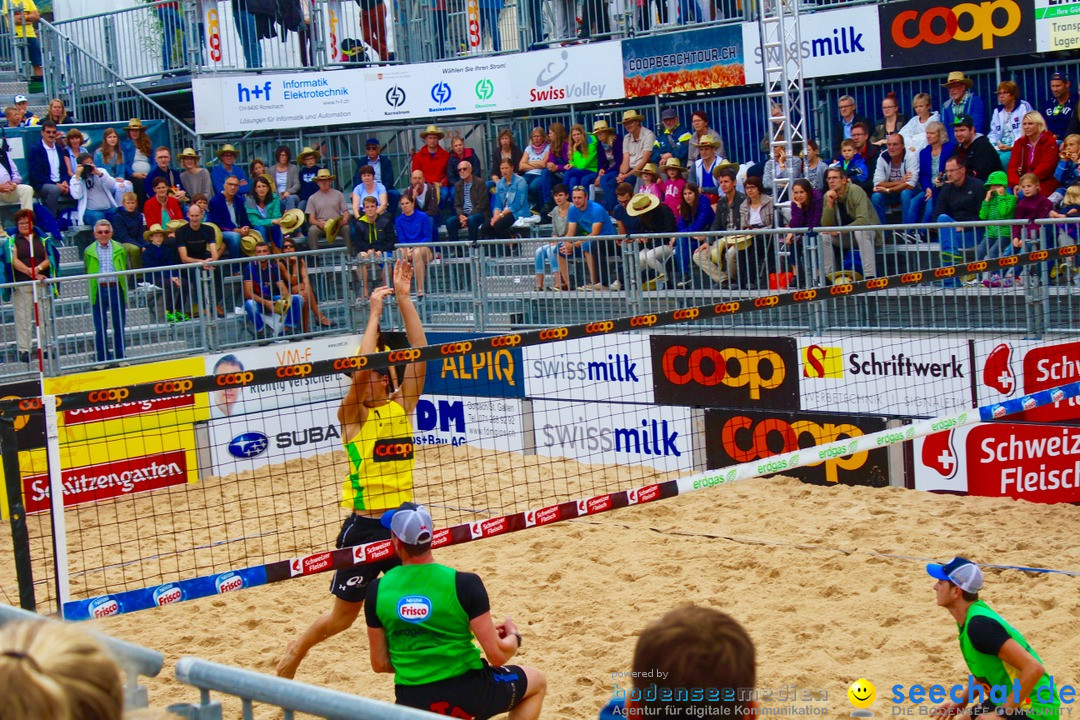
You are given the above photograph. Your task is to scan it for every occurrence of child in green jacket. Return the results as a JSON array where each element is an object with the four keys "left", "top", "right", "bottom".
[{"left": 978, "top": 170, "right": 1018, "bottom": 286}]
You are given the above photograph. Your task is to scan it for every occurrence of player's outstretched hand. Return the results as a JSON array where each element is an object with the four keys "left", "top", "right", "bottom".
[
  {"left": 369, "top": 285, "right": 393, "bottom": 315},
  {"left": 392, "top": 258, "right": 414, "bottom": 297}
]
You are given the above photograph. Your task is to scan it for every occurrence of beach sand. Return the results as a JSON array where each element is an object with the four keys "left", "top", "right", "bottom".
[{"left": 4, "top": 446, "right": 1080, "bottom": 718}]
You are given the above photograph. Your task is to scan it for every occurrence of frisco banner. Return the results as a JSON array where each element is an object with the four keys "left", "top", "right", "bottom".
[
  {"left": 799, "top": 336, "right": 972, "bottom": 417},
  {"left": 742, "top": 5, "right": 882, "bottom": 84},
  {"left": 914, "top": 422, "right": 1080, "bottom": 503},
  {"left": 621, "top": 25, "right": 745, "bottom": 98},
  {"left": 531, "top": 399, "right": 697, "bottom": 473},
  {"left": 975, "top": 338, "right": 1080, "bottom": 424}
]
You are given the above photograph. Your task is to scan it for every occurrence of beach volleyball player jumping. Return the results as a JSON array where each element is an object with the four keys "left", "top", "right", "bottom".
[{"left": 276, "top": 258, "right": 427, "bottom": 679}]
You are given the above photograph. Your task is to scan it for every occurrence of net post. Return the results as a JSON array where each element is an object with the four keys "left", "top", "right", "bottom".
[
  {"left": 0, "top": 408, "right": 36, "bottom": 611},
  {"left": 44, "top": 395, "right": 70, "bottom": 615}
]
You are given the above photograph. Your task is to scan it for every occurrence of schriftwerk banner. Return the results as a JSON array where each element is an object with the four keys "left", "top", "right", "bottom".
[{"left": 742, "top": 5, "right": 882, "bottom": 84}]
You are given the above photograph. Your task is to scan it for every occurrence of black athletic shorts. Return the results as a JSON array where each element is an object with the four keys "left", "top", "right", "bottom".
[
  {"left": 395, "top": 663, "right": 529, "bottom": 719},
  {"left": 330, "top": 514, "right": 401, "bottom": 603}
]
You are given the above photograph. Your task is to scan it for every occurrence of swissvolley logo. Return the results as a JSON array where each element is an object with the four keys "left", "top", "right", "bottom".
[{"left": 983, "top": 343, "right": 1016, "bottom": 397}]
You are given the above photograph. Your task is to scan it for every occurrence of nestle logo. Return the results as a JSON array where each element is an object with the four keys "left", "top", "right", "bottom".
[
  {"left": 153, "top": 584, "right": 183, "bottom": 606},
  {"left": 303, "top": 552, "right": 333, "bottom": 574},
  {"left": 215, "top": 572, "right": 243, "bottom": 594}
]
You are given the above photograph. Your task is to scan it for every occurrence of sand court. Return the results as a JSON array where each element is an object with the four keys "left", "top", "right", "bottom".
[{"left": 2, "top": 448, "right": 1079, "bottom": 719}]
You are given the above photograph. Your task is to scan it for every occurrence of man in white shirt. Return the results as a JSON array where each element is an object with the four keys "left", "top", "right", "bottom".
[
  {"left": 27, "top": 120, "right": 71, "bottom": 216},
  {"left": 870, "top": 133, "right": 920, "bottom": 225},
  {"left": 0, "top": 137, "right": 34, "bottom": 210},
  {"left": 617, "top": 110, "right": 656, "bottom": 189}
]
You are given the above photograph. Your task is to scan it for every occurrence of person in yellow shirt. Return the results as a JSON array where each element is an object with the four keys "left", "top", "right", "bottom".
[
  {"left": 3, "top": 0, "right": 42, "bottom": 90},
  {"left": 276, "top": 257, "right": 427, "bottom": 680}
]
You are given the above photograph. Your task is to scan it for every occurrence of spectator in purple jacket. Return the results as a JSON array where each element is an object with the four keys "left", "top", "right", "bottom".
[{"left": 786, "top": 178, "right": 822, "bottom": 286}]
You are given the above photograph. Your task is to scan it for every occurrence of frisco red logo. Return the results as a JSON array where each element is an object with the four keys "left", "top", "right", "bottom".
[
  {"left": 525, "top": 505, "right": 561, "bottom": 527},
  {"left": 303, "top": 552, "right": 333, "bottom": 574},
  {"left": 153, "top": 584, "right": 183, "bottom": 606},
  {"left": 88, "top": 596, "right": 119, "bottom": 618},
  {"left": 215, "top": 572, "right": 243, "bottom": 594},
  {"left": 983, "top": 343, "right": 1015, "bottom": 396},
  {"left": 577, "top": 495, "right": 613, "bottom": 515},
  {"left": 628, "top": 485, "right": 661, "bottom": 504},
  {"left": 922, "top": 429, "right": 958, "bottom": 479}
]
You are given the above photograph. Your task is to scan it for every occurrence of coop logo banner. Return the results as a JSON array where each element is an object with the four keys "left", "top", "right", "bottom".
[
  {"left": 742, "top": 5, "right": 882, "bottom": 83},
  {"left": 425, "top": 332, "right": 524, "bottom": 399},
  {"left": 532, "top": 399, "right": 697, "bottom": 472},
  {"left": 651, "top": 335, "right": 799, "bottom": 410},
  {"left": 192, "top": 71, "right": 366, "bottom": 134},
  {"left": 509, "top": 42, "right": 624, "bottom": 107},
  {"left": 525, "top": 335, "right": 654, "bottom": 404},
  {"left": 621, "top": 24, "right": 745, "bottom": 98},
  {"left": 879, "top": 0, "right": 1036, "bottom": 68},
  {"left": 704, "top": 410, "right": 889, "bottom": 487},
  {"left": 914, "top": 422, "right": 1080, "bottom": 503},
  {"left": 1036, "top": 0, "right": 1080, "bottom": 51},
  {"left": 799, "top": 336, "right": 972, "bottom": 417},
  {"left": 974, "top": 339, "right": 1080, "bottom": 424}
]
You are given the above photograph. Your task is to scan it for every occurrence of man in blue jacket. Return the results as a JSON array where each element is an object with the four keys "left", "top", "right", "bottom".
[
  {"left": 26, "top": 120, "right": 71, "bottom": 217},
  {"left": 207, "top": 176, "right": 250, "bottom": 259}
]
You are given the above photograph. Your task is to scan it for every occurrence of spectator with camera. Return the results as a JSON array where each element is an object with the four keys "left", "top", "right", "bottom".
[{"left": 70, "top": 152, "right": 120, "bottom": 230}]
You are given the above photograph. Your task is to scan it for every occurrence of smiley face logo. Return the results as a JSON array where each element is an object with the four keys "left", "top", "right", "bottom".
[{"left": 848, "top": 678, "right": 876, "bottom": 717}]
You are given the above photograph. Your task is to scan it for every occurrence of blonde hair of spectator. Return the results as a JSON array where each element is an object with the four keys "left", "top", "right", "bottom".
[
  {"left": 1022, "top": 111, "right": 1048, "bottom": 136},
  {"left": 0, "top": 621, "right": 124, "bottom": 720}
]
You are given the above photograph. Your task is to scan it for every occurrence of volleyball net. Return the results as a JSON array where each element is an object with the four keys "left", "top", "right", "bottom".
[{"left": 1, "top": 245, "right": 1079, "bottom": 620}]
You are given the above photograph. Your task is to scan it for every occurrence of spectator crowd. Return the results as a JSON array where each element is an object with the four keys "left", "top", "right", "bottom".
[{"left": 4, "top": 67, "right": 1080, "bottom": 365}]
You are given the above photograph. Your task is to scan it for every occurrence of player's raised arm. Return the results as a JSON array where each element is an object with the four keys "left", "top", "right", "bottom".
[
  {"left": 338, "top": 285, "right": 394, "bottom": 430},
  {"left": 392, "top": 259, "right": 427, "bottom": 415}
]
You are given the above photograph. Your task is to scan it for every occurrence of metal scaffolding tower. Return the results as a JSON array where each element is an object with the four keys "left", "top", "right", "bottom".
[{"left": 758, "top": 0, "right": 807, "bottom": 213}]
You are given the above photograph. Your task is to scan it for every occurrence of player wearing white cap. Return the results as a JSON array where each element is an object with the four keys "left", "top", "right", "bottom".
[
  {"left": 928, "top": 557, "right": 1060, "bottom": 719},
  {"left": 366, "top": 502, "right": 547, "bottom": 720}
]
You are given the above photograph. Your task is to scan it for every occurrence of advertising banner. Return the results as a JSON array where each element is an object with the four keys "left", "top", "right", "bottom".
[
  {"left": 206, "top": 393, "right": 525, "bottom": 478},
  {"left": 703, "top": 409, "right": 889, "bottom": 486},
  {"left": 524, "top": 334, "right": 654, "bottom": 404},
  {"left": 204, "top": 335, "right": 359, "bottom": 419},
  {"left": 974, "top": 338, "right": 1080, "bottom": 423},
  {"left": 323, "top": 0, "right": 348, "bottom": 63},
  {"left": 621, "top": 24, "right": 745, "bottom": 98},
  {"left": 878, "top": 0, "right": 1036, "bottom": 68},
  {"left": 425, "top": 332, "right": 525, "bottom": 399},
  {"left": 363, "top": 57, "right": 514, "bottom": 122},
  {"left": 0, "top": 379, "right": 45, "bottom": 452},
  {"left": 914, "top": 421, "right": 1080, "bottom": 503},
  {"left": 650, "top": 335, "right": 800, "bottom": 411},
  {"left": 742, "top": 5, "right": 882, "bottom": 84},
  {"left": 798, "top": 336, "right": 972, "bottom": 417},
  {"left": 507, "top": 42, "right": 626, "bottom": 108},
  {"left": 531, "top": 400, "right": 697, "bottom": 472},
  {"left": 191, "top": 70, "right": 367, "bottom": 134},
  {"left": 1036, "top": 0, "right": 1080, "bottom": 51}
]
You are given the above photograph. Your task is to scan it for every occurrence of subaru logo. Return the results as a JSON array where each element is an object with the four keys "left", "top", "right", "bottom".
[
  {"left": 385, "top": 84, "right": 406, "bottom": 107},
  {"left": 475, "top": 78, "right": 494, "bottom": 100},
  {"left": 430, "top": 82, "right": 452, "bottom": 105},
  {"left": 228, "top": 432, "right": 269, "bottom": 459}
]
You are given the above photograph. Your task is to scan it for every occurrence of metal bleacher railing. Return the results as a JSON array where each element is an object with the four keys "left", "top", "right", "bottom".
[
  {"left": 43, "top": 0, "right": 881, "bottom": 80},
  {"left": 2, "top": 217, "right": 1076, "bottom": 382}
]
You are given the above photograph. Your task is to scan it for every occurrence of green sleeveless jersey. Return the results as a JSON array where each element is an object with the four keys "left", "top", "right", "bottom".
[
  {"left": 959, "top": 600, "right": 1059, "bottom": 719},
  {"left": 375, "top": 563, "right": 483, "bottom": 686}
]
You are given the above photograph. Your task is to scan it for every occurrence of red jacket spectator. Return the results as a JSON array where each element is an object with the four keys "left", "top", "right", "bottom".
[
  {"left": 412, "top": 146, "right": 450, "bottom": 186},
  {"left": 1007, "top": 130, "right": 1059, "bottom": 197},
  {"left": 142, "top": 194, "right": 184, "bottom": 226}
]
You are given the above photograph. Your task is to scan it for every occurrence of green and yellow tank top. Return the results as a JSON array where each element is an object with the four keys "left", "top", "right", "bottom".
[{"left": 341, "top": 399, "right": 415, "bottom": 511}]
